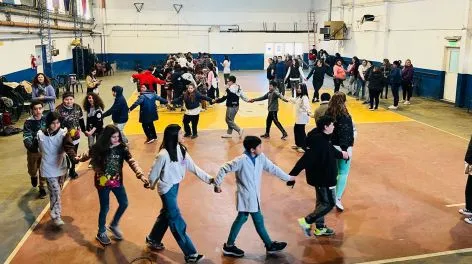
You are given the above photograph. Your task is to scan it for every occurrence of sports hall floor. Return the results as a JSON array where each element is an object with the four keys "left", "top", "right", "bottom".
[{"left": 1, "top": 71, "right": 472, "bottom": 264}]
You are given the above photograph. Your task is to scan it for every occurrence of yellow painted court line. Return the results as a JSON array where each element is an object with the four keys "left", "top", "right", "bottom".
[
  {"left": 358, "top": 247, "right": 472, "bottom": 263},
  {"left": 445, "top": 203, "right": 466, "bottom": 207},
  {"left": 4, "top": 163, "right": 82, "bottom": 264}
]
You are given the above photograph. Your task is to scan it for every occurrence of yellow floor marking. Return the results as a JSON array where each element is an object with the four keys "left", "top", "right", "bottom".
[{"left": 124, "top": 90, "right": 411, "bottom": 135}]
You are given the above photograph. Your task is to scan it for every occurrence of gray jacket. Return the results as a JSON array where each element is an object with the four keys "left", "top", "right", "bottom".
[
  {"left": 148, "top": 147, "right": 213, "bottom": 195},
  {"left": 215, "top": 152, "right": 291, "bottom": 212},
  {"left": 253, "top": 90, "right": 287, "bottom": 112}
]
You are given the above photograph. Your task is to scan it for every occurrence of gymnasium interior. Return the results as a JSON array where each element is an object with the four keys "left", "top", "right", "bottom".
[{"left": 1, "top": 0, "right": 472, "bottom": 263}]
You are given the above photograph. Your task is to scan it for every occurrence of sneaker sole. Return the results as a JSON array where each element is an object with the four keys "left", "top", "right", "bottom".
[
  {"left": 222, "top": 249, "right": 244, "bottom": 258},
  {"left": 95, "top": 236, "right": 111, "bottom": 246},
  {"left": 314, "top": 232, "right": 335, "bottom": 236},
  {"left": 147, "top": 244, "right": 165, "bottom": 251},
  {"left": 459, "top": 211, "right": 472, "bottom": 216},
  {"left": 267, "top": 248, "right": 286, "bottom": 254},
  {"left": 186, "top": 255, "right": 205, "bottom": 263}
]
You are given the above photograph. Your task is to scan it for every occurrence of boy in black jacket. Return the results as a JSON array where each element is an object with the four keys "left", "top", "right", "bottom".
[
  {"left": 23, "top": 100, "right": 47, "bottom": 198},
  {"left": 288, "top": 115, "right": 349, "bottom": 237}
]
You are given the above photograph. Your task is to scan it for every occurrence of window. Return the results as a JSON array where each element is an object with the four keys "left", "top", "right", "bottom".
[
  {"left": 448, "top": 49, "right": 460, "bottom": 73},
  {"left": 265, "top": 43, "right": 274, "bottom": 56}
]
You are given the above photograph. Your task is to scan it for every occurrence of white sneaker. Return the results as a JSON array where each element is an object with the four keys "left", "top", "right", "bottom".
[
  {"left": 388, "top": 105, "right": 398, "bottom": 110},
  {"left": 88, "top": 163, "right": 92, "bottom": 169},
  {"left": 291, "top": 145, "right": 298, "bottom": 149},
  {"left": 459, "top": 208, "right": 472, "bottom": 216},
  {"left": 221, "top": 134, "right": 233, "bottom": 138},
  {"left": 464, "top": 217, "right": 472, "bottom": 224},
  {"left": 238, "top": 128, "right": 244, "bottom": 139},
  {"left": 54, "top": 218, "right": 65, "bottom": 227},
  {"left": 335, "top": 199, "right": 344, "bottom": 212},
  {"left": 400, "top": 99, "right": 404, "bottom": 103},
  {"left": 403, "top": 101, "right": 410, "bottom": 105},
  {"left": 296, "top": 147, "right": 305, "bottom": 153}
]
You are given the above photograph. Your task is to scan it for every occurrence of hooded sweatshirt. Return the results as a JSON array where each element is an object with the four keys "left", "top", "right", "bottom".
[
  {"left": 129, "top": 91, "right": 168, "bottom": 123},
  {"left": 103, "top": 86, "right": 129, "bottom": 123}
]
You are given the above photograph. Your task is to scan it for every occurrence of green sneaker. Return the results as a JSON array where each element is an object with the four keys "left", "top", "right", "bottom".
[
  {"left": 314, "top": 226, "right": 335, "bottom": 236},
  {"left": 297, "top": 218, "right": 312, "bottom": 237}
]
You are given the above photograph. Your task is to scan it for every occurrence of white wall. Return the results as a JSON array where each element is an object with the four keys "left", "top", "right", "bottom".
[{"left": 312, "top": 0, "right": 469, "bottom": 71}]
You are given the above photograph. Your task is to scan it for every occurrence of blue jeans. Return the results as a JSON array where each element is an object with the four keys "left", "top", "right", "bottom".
[
  {"left": 97, "top": 186, "right": 128, "bottom": 233},
  {"left": 148, "top": 184, "right": 197, "bottom": 256},
  {"left": 226, "top": 210, "right": 272, "bottom": 247}
]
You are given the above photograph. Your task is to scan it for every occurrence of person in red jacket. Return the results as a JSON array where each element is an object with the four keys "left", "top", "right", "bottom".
[{"left": 131, "top": 68, "right": 166, "bottom": 93}]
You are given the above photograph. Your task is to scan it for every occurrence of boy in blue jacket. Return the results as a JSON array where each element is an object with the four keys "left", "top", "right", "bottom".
[
  {"left": 103, "top": 86, "right": 129, "bottom": 143},
  {"left": 129, "top": 85, "right": 168, "bottom": 143}
]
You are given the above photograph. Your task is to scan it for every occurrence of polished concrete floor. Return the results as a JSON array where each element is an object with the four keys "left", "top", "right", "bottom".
[{"left": 1, "top": 71, "right": 472, "bottom": 263}]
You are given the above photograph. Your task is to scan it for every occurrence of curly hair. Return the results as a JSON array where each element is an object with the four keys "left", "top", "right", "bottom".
[
  {"left": 32, "top": 73, "right": 50, "bottom": 87},
  {"left": 83, "top": 92, "right": 105, "bottom": 112}
]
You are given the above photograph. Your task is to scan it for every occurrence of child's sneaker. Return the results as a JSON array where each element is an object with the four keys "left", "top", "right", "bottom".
[
  {"left": 38, "top": 188, "right": 47, "bottom": 199},
  {"left": 314, "top": 226, "right": 335, "bottom": 236},
  {"left": 297, "top": 218, "right": 312, "bottom": 237},
  {"left": 464, "top": 217, "right": 472, "bottom": 225},
  {"left": 388, "top": 105, "right": 398, "bottom": 110},
  {"left": 260, "top": 134, "right": 270, "bottom": 138},
  {"left": 336, "top": 199, "right": 344, "bottom": 212},
  {"left": 185, "top": 253, "right": 205, "bottom": 263},
  {"left": 53, "top": 218, "right": 64, "bottom": 227},
  {"left": 291, "top": 145, "right": 298, "bottom": 149},
  {"left": 107, "top": 225, "right": 123, "bottom": 240},
  {"left": 266, "top": 241, "right": 287, "bottom": 254},
  {"left": 281, "top": 134, "right": 288, "bottom": 140},
  {"left": 296, "top": 147, "right": 305, "bottom": 153},
  {"left": 459, "top": 208, "right": 472, "bottom": 216},
  {"left": 96, "top": 232, "right": 111, "bottom": 245},
  {"left": 221, "top": 134, "right": 232, "bottom": 138},
  {"left": 31, "top": 176, "right": 38, "bottom": 187},
  {"left": 222, "top": 243, "right": 245, "bottom": 257},
  {"left": 146, "top": 236, "right": 165, "bottom": 250}
]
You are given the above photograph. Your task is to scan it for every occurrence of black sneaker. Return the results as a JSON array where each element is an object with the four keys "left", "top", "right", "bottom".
[
  {"left": 281, "top": 134, "right": 288, "bottom": 140},
  {"left": 38, "top": 188, "right": 47, "bottom": 199},
  {"left": 70, "top": 172, "right": 79, "bottom": 180},
  {"left": 191, "top": 134, "right": 198, "bottom": 139},
  {"left": 266, "top": 241, "right": 287, "bottom": 254},
  {"left": 260, "top": 134, "right": 270, "bottom": 138},
  {"left": 31, "top": 177, "right": 38, "bottom": 187},
  {"left": 222, "top": 243, "right": 245, "bottom": 258},
  {"left": 185, "top": 254, "right": 205, "bottom": 263},
  {"left": 96, "top": 232, "right": 111, "bottom": 246},
  {"left": 146, "top": 236, "right": 165, "bottom": 250}
]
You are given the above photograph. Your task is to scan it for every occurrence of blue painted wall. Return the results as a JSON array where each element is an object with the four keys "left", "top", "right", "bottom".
[
  {"left": 3, "top": 59, "right": 73, "bottom": 82},
  {"left": 104, "top": 53, "right": 265, "bottom": 71}
]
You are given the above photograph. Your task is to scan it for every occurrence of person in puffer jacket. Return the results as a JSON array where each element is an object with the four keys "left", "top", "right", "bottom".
[
  {"left": 367, "top": 67, "right": 385, "bottom": 110},
  {"left": 325, "top": 92, "right": 354, "bottom": 212},
  {"left": 103, "top": 86, "right": 129, "bottom": 144},
  {"left": 129, "top": 85, "right": 168, "bottom": 144}
]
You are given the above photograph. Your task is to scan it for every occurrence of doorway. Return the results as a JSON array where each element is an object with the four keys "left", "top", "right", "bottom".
[{"left": 443, "top": 47, "right": 460, "bottom": 102}]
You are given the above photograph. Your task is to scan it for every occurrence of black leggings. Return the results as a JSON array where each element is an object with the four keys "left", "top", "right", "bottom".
[
  {"left": 334, "top": 78, "right": 343, "bottom": 93},
  {"left": 265, "top": 111, "right": 287, "bottom": 136},
  {"left": 142, "top": 122, "right": 157, "bottom": 140},
  {"left": 313, "top": 81, "right": 323, "bottom": 100},
  {"left": 391, "top": 84, "right": 400, "bottom": 106},
  {"left": 402, "top": 81, "right": 413, "bottom": 101},
  {"left": 183, "top": 114, "right": 199, "bottom": 136},
  {"left": 294, "top": 124, "right": 306, "bottom": 148},
  {"left": 369, "top": 89, "right": 380, "bottom": 109}
]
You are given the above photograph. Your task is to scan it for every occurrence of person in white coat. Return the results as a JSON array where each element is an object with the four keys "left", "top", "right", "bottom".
[
  {"left": 37, "top": 112, "right": 77, "bottom": 227},
  {"left": 146, "top": 124, "right": 214, "bottom": 263},
  {"left": 214, "top": 136, "right": 296, "bottom": 258},
  {"left": 286, "top": 83, "right": 312, "bottom": 153}
]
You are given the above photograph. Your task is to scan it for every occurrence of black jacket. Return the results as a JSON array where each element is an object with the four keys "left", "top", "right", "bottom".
[
  {"left": 330, "top": 114, "right": 354, "bottom": 151},
  {"left": 466, "top": 136, "right": 472, "bottom": 164},
  {"left": 307, "top": 66, "right": 326, "bottom": 85},
  {"left": 368, "top": 71, "right": 385, "bottom": 91},
  {"left": 289, "top": 128, "right": 344, "bottom": 187}
]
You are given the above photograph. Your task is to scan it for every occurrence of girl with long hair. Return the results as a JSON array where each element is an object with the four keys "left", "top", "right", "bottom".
[
  {"left": 207, "top": 64, "right": 218, "bottom": 100},
  {"left": 286, "top": 83, "right": 311, "bottom": 152},
  {"left": 146, "top": 124, "right": 215, "bottom": 263},
  {"left": 78, "top": 125, "right": 147, "bottom": 245},
  {"left": 172, "top": 83, "right": 213, "bottom": 139},
  {"left": 82, "top": 93, "right": 105, "bottom": 167},
  {"left": 325, "top": 92, "right": 354, "bottom": 212},
  {"left": 32, "top": 73, "right": 56, "bottom": 111},
  {"left": 86, "top": 69, "right": 102, "bottom": 94},
  {"left": 37, "top": 112, "right": 77, "bottom": 226}
]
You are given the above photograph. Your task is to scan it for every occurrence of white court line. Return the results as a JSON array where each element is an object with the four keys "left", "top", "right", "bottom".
[
  {"left": 4, "top": 168, "right": 78, "bottom": 264},
  {"left": 358, "top": 247, "right": 472, "bottom": 264},
  {"left": 412, "top": 120, "right": 469, "bottom": 141},
  {"left": 445, "top": 203, "right": 466, "bottom": 207}
]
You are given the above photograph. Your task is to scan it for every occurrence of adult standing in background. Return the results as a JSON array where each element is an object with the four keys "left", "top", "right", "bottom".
[
  {"left": 347, "top": 56, "right": 360, "bottom": 96},
  {"left": 32, "top": 73, "right": 56, "bottom": 112},
  {"left": 285, "top": 59, "right": 306, "bottom": 98},
  {"left": 86, "top": 69, "right": 101, "bottom": 94},
  {"left": 306, "top": 59, "right": 326, "bottom": 103},
  {"left": 333, "top": 59, "right": 347, "bottom": 93},
  {"left": 221, "top": 55, "right": 231, "bottom": 84},
  {"left": 381, "top": 59, "right": 392, "bottom": 99},
  {"left": 266, "top": 58, "right": 276, "bottom": 82},
  {"left": 401, "top": 59, "right": 415, "bottom": 105},
  {"left": 388, "top": 61, "right": 402, "bottom": 110},
  {"left": 275, "top": 56, "right": 287, "bottom": 95}
]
